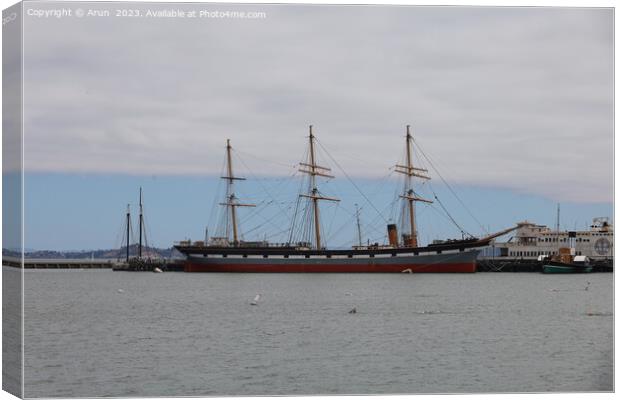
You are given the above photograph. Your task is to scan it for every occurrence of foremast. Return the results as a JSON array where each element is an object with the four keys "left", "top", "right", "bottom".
[
  {"left": 220, "top": 139, "right": 255, "bottom": 246},
  {"left": 395, "top": 125, "right": 432, "bottom": 247},
  {"left": 298, "top": 125, "right": 340, "bottom": 250}
]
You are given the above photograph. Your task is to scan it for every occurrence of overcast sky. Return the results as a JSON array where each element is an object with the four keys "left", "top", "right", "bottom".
[{"left": 22, "top": 4, "right": 613, "bottom": 203}]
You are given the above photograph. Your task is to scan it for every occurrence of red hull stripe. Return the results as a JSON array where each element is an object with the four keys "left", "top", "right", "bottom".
[{"left": 184, "top": 262, "right": 476, "bottom": 273}]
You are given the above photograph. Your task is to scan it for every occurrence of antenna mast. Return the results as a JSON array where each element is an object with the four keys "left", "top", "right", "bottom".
[
  {"left": 395, "top": 125, "right": 432, "bottom": 247},
  {"left": 298, "top": 125, "right": 340, "bottom": 249},
  {"left": 220, "top": 139, "right": 255, "bottom": 246}
]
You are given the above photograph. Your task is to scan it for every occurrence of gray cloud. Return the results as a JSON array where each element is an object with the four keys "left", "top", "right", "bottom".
[{"left": 22, "top": 4, "right": 613, "bottom": 202}]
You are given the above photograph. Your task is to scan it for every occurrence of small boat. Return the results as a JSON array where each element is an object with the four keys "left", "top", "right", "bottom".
[
  {"left": 250, "top": 294, "right": 261, "bottom": 305},
  {"left": 542, "top": 260, "right": 592, "bottom": 274},
  {"left": 541, "top": 247, "right": 592, "bottom": 274}
]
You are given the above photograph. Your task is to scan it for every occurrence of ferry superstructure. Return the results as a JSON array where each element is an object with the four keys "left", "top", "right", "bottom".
[{"left": 483, "top": 218, "right": 613, "bottom": 261}]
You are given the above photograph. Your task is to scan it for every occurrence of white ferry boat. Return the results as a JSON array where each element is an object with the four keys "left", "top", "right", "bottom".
[{"left": 482, "top": 217, "right": 613, "bottom": 262}]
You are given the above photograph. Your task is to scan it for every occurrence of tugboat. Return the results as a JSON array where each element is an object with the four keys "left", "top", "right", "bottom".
[
  {"left": 541, "top": 232, "right": 593, "bottom": 274},
  {"left": 175, "top": 125, "right": 513, "bottom": 273}
]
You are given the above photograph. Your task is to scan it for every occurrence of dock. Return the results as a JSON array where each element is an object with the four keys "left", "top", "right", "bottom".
[
  {"left": 477, "top": 258, "right": 613, "bottom": 272},
  {"left": 3, "top": 256, "right": 185, "bottom": 271},
  {"left": 3, "top": 256, "right": 611, "bottom": 272},
  {"left": 2, "top": 256, "right": 115, "bottom": 269}
]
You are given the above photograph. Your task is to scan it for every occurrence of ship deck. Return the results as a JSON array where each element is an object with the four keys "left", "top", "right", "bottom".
[{"left": 174, "top": 238, "right": 490, "bottom": 257}]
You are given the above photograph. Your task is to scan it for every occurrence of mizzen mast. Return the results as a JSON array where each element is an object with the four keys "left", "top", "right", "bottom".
[
  {"left": 395, "top": 125, "right": 432, "bottom": 247},
  {"left": 298, "top": 125, "right": 340, "bottom": 250},
  {"left": 220, "top": 139, "right": 255, "bottom": 246}
]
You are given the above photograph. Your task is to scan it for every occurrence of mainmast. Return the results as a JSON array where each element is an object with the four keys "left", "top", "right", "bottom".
[
  {"left": 395, "top": 125, "right": 432, "bottom": 247},
  {"left": 298, "top": 125, "right": 340, "bottom": 250},
  {"left": 220, "top": 139, "right": 255, "bottom": 246}
]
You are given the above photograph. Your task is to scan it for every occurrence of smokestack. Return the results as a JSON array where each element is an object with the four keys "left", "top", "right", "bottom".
[{"left": 387, "top": 224, "right": 398, "bottom": 247}]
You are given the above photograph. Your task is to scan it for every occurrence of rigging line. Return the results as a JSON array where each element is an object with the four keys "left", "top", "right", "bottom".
[
  {"left": 314, "top": 137, "right": 389, "bottom": 224},
  {"left": 324, "top": 200, "right": 341, "bottom": 242},
  {"left": 115, "top": 211, "right": 128, "bottom": 249},
  {"left": 430, "top": 192, "right": 471, "bottom": 237},
  {"left": 245, "top": 206, "right": 293, "bottom": 236},
  {"left": 288, "top": 171, "right": 306, "bottom": 244},
  {"left": 234, "top": 148, "right": 299, "bottom": 169},
  {"left": 365, "top": 168, "right": 397, "bottom": 199},
  {"left": 366, "top": 197, "right": 399, "bottom": 229},
  {"left": 411, "top": 137, "right": 488, "bottom": 234},
  {"left": 425, "top": 201, "right": 465, "bottom": 236},
  {"left": 233, "top": 148, "right": 298, "bottom": 221},
  {"left": 263, "top": 226, "right": 294, "bottom": 240},
  {"left": 207, "top": 157, "right": 227, "bottom": 235},
  {"left": 236, "top": 200, "right": 269, "bottom": 225},
  {"left": 142, "top": 212, "right": 151, "bottom": 251},
  {"left": 325, "top": 212, "right": 357, "bottom": 244},
  {"left": 129, "top": 217, "right": 135, "bottom": 253}
]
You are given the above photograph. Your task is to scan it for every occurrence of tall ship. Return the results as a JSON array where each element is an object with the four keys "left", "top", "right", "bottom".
[{"left": 175, "top": 126, "right": 510, "bottom": 273}]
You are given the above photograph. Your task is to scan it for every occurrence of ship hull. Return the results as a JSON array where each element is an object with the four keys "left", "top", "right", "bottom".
[
  {"left": 184, "top": 250, "right": 479, "bottom": 273},
  {"left": 542, "top": 261, "right": 593, "bottom": 274}
]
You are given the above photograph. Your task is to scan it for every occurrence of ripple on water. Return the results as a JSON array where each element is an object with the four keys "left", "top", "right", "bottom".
[{"left": 22, "top": 271, "right": 613, "bottom": 396}]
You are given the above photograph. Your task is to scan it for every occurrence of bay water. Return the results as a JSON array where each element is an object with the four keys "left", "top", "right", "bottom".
[{"left": 22, "top": 270, "right": 613, "bottom": 397}]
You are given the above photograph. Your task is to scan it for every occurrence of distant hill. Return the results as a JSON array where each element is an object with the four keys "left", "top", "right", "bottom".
[{"left": 3, "top": 244, "right": 184, "bottom": 260}]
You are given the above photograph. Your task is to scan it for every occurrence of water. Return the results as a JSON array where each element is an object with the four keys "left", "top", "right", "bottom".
[{"left": 22, "top": 270, "right": 612, "bottom": 397}]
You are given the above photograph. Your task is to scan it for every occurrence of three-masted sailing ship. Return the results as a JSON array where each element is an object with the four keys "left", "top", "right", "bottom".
[{"left": 175, "top": 126, "right": 508, "bottom": 273}]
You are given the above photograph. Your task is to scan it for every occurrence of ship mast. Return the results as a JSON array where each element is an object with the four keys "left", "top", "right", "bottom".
[
  {"left": 395, "top": 125, "right": 432, "bottom": 247},
  {"left": 220, "top": 139, "right": 255, "bottom": 246},
  {"left": 298, "top": 125, "right": 340, "bottom": 249},
  {"left": 355, "top": 203, "right": 363, "bottom": 247},
  {"left": 125, "top": 204, "right": 131, "bottom": 262},
  {"left": 138, "top": 187, "right": 143, "bottom": 258}
]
